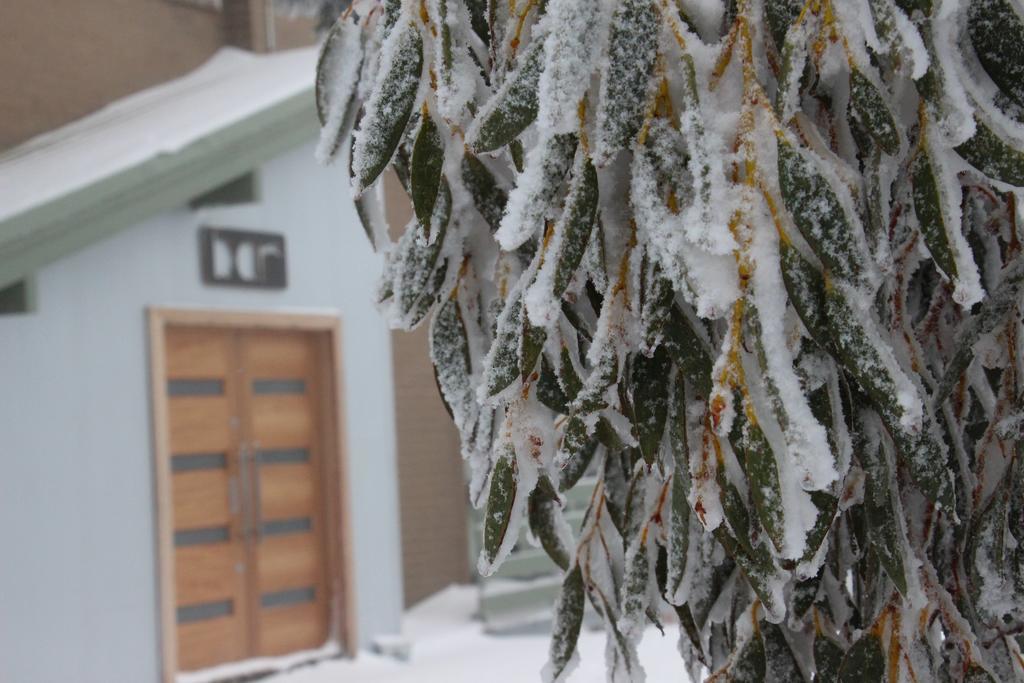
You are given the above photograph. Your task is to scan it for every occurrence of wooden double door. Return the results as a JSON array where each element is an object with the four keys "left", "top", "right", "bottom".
[{"left": 163, "top": 325, "right": 333, "bottom": 671}]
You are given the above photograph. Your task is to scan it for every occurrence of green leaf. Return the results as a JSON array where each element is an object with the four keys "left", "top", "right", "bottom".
[
  {"left": 382, "top": 0, "right": 402, "bottom": 31},
  {"left": 353, "top": 186, "right": 379, "bottom": 251},
  {"left": 558, "top": 418, "right": 599, "bottom": 492},
  {"left": 639, "top": 257, "right": 674, "bottom": 353},
  {"left": 619, "top": 535, "right": 651, "bottom": 640},
  {"left": 352, "top": 20, "right": 423, "bottom": 192},
  {"left": 911, "top": 131, "right": 959, "bottom": 280},
  {"left": 825, "top": 282, "right": 953, "bottom": 507},
  {"left": 629, "top": 347, "right": 672, "bottom": 464},
  {"left": 315, "top": 15, "right": 363, "bottom": 159},
  {"left": 777, "top": 138, "right": 867, "bottom": 283},
  {"left": 465, "top": 0, "right": 490, "bottom": 46},
  {"left": 774, "top": 18, "right": 808, "bottom": 120},
  {"left": 713, "top": 509, "right": 784, "bottom": 619},
  {"left": 485, "top": 294, "right": 524, "bottom": 396},
  {"left": 762, "top": 623, "right": 802, "bottom": 681},
  {"left": 838, "top": 628, "right": 885, "bottom": 683},
  {"left": 521, "top": 318, "right": 547, "bottom": 380},
  {"left": 528, "top": 479, "right": 571, "bottom": 571},
  {"left": 594, "top": 0, "right": 660, "bottom": 161},
  {"left": 552, "top": 157, "right": 600, "bottom": 298},
  {"left": 545, "top": 563, "right": 585, "bottom": 682},
  {"left": 970, "top": 480, "right": 1010, "bottom": 621},
  {"left": 538, "top": 353, "right": 571, "bottom": 413},
  {"left": 968, "top": 0, "right": 1024, "bottom": 108},
  {"left": 779, "top": 238, "right": 831, "bottom": 350},
  {"left": 964, "top": 662, "right": 999, "bottom": 683},
  {"left": 396, "top": 179, "right": 451, "bottom": 320},
  {"left": 434, "top": 0, "right": 454, "bottom": 83},
  {"left": 731, "top": 401, "right": 787, "bottom": 556},
  {"left": 461, "top": 151, "right": 508, "bottom": 233},
  {"left": 802, "top": 491, "right": 837, "bottom": 563},
  {"left": 468, "top": 41, "right": 544, "bottom": 153},
  {"left": 661, "top": 305, "right": 713, "bottom": 397},
  {"left": 727, "top": 624, "right": 767, "bottom": 682},
  {"left": 716, "top": 463, "right": 754, "bottom": 556},
  {"left": 622, "top": 465, "right": 648, "bottom": 542},
  {"left": 849, "top": 68, "right": 900, "bottom": 156},
  {"left": 558, "top": 345, "right": 584, "bottom": 400},
  {"left": 813, "top": 627, "right": 846, "bottom": 681},
  {"left": 791, "top": 573, "right": 820, "bottom": 618},
  {"left": 765, "top": 0, "right": 802, "bottom": 50},
  {"left": 482, "top": 443, "right": 517, "bottom": 568},
  {"left": 860, "top": 418, "right": 909, "bottom": 596},
  {"left": 570, "top": 346, "right": 619, "bottom": 415},
  {"left": 955, "top": 117, "right": 1024, "bottom": 187},
  {"left": 500, "top": 132, "right": 579, "bottom": 250},
  {"left": 934, "top": 258, "right": 1024, "bottom": 404},
  {"left": 665, "top": 373, "right": 691, "bottom": 599},
  {"left": 430, "top": 292, "right": 475, "bottom": 434},
  {"left": 823, "top": 281, "right": 908, "bottom": 435},
  {"left": 411, "top": 110, "right": 445, "bottom": 229}
]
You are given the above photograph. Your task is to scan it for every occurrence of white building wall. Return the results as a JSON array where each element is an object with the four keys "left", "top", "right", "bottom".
[{"left": 0, "top": 140, "right": 404, "bottom": 683}]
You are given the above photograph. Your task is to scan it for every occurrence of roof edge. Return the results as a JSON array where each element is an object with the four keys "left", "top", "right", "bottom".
[{"left": 0, "top": 87, "right": 317, "bottom": 291}]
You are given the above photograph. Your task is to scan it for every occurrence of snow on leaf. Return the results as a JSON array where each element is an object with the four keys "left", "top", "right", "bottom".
[
  {"left": 593, "top": 0, "right": 660, "bottom": 163},
  {"left": 542, "top": 563, "right": 585, "bottom": 683},
  {"left": 496, "top": 133, "right": 578, "bottom": 252},
  {"left": 777, "top": 138, "right": 869, "bottom": 286},
  {"left": 524, "top": 154, "right": 599, "bottom": 328},
  {"left": 466, "top": 40, "right": 544, "bottom": 153},
  {"left": 315, "top": 13, "right": 364, "bottom": 163},
  {"left": 351, "top": 18, "right": 423, "bottom": 192},
  {"left": 536, "top": 0, "right": 606, "bottom": 136},
  {"left": 911, "top": 117, "right": 984, "bottom": 306},
  {"left": 967, "top": 0, "right": 1024, "bottom": 109},
  {"left": 430, "top": 291, "right": 478, "bottom": 448}
]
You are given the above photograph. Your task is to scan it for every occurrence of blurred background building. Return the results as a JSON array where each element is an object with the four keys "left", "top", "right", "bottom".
[{"left": 0, "top": 1, "right": 470, "bottom": 681}]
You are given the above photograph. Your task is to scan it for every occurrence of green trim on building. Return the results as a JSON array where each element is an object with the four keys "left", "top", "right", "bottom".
[{"left": 0, "top": 88, "right": 317, "bottom": 291}]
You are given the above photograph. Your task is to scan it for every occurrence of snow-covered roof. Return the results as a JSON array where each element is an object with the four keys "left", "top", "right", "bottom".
[{"left": 0, "top": 46, "right": 320, "bottom": 289}]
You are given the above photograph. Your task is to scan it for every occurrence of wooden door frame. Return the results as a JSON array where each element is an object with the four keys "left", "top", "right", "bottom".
[{"left": 148, "top": 307, "right": 357, "bottom": 683}]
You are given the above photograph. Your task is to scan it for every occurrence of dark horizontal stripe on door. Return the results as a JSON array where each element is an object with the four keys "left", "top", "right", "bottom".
[
  {"left": 174, "top": 526, "right": 230, "bottom": 547},
  {"left": 252, "top": 379, "right": 306, "bottom": 395},
  {"left": 261, "top": 587, "right": 315, "bottom": 609},
  {"left": 177, "top": 599, "right": 233, "bottom": 624},
  {"left": 256, "top": 448, "right": 309, "bottom": 465},
  {"left": 171, "top": 452, "right": 227, "bottom": 472},
  {"left": 261, "top": 517, "right": 312, "bottom": 536},
  {"left": 167, "top": 379, "right": 224, "bottom": 396}
]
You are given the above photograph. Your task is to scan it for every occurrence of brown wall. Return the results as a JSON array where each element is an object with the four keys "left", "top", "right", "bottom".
[
  {"left": 0, "top": 0, "right": 316, "bottom": 150},
  {"left": 392, "top": 326, "right": 471, "bottom": 606}
]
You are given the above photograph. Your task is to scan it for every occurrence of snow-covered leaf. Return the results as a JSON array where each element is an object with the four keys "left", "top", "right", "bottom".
[
  {"left": 351, "top": 19, "right": 423, "bottom": 192},
  {"left": 777, "top": 139, "right": 868, "bottom": 284},
  {"left": 594, "top": 0, "right": 659, "bottom": 162},
  {"left": 542, "top": 563, "right": 585, "bottom": 682},
  {"left": 849, "top": 67, "right": 901, "bottom": 156},
  {"left": 968, "top": 0, "right": 1024, "bottom": 108},
  {"left": 481, "top": 441, "right": 517, "bottom": 572},
  {"left": 411, "top": 108, "right": 445, "bottom": 228},
  {"left": 955, "top": 116, "right": 1024, "bottom": 187},
  {"left": 467, "top": 41, "right": 544, "bottom": 153}
]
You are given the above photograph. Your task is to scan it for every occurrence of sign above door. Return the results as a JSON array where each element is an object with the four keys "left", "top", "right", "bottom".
[{"left": 200, "top": 227, "right": 287, "bottom": 289}]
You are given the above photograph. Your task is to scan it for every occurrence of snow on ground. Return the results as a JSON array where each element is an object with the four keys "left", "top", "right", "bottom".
[{"left": 269, "top": 585, "right": 692, "bottom": 682}]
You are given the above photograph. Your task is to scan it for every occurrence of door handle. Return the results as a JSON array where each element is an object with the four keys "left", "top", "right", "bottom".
[
  {"left": 238, "top": 444, "right": 251, "bottom": 541},
  {"left": 228, "top": 474, "right": 240, "bottom": 515},
  {"left": 251, "top": 440, "right": 263, "bottom": 543}
]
